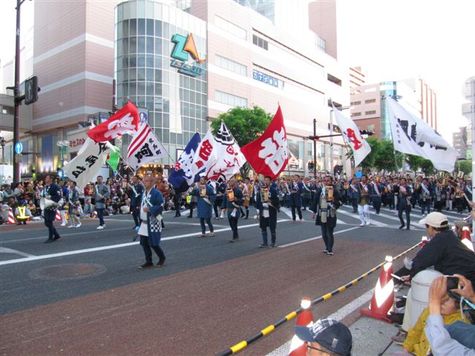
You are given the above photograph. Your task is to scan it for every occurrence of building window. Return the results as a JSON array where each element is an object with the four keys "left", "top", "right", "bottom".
[
  {"left": 351, "top": 101, "right": 361, "bottom": 106},
  {"left": 365, "top": 110, "right": 376, "bottom": 115},
  {"left": 315, "top": 35, "right": 326, "bottom": 52},
  {"left": 367, "top": 124, "right": 375, "bottom": 132},
  {"left": 351, "top": 112, "right": 361, "bottom": 117},
  {"left": 215, "top": 90, "right": 248, "bottom": 108},
  {"left": 327, "top": 73, "right": 341, "bottom": 86},
  {"left": 252, "top": 34, "right": 268, "bottom": 50},
  {"left": 365, "top": 98, "right": 376, "bottom": 104},
  {"left": 215, "top": 16, "right": 247, "bottom": 40},
  {"left": 215, "top": 55, "right": 247, "bottom": 76}
]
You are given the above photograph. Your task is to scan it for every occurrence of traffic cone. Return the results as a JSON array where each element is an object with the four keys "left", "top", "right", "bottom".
[
  {"left": 361, "top": 256, "right": 394, "bottom": 322},
  {"left": 7, "top": 208, "right": 16, "bottom": 224},
  {"left": 419, "top": 235, "right": 429, "bottom": 248},
  {"left": 289, "top": 298, "right": 314, "bottom": 356},
  {"left": 55, "top": 210, "right": 62, "bottom": 222},
  {"left": 461, "top": 226, "right": 474, "bottom": 252}
]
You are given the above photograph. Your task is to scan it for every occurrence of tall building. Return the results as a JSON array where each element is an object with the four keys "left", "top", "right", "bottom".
[
  {"left": 31, "top": 0, "right": 121, "bottom": 173},
  {"left": 350, "top": 78, "right": 438, "bottom": 140},
  {"left": 462, "top": 76, "right": 475, "bottom": 159},
  {"left": 116, "top": 0, "right": 351, "bottom": 175},
  {"left": 3, "top": 0, "right": 352, "bottom": 178}
]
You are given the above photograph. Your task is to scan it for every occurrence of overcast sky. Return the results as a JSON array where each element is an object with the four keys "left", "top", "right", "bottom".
[
  {"left": 338, "top": 0, "right": 475, "bottom": 142},
  {"left": 1, "top": 0, "right": 474, "bottom": 143}
]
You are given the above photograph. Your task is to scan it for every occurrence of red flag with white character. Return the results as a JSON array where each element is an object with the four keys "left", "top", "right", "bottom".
[
  {"left": 241, "top": 106, "right": 289, "bottom": 179},
  {"left": 87, "top": 102, "right": 139, "bottom": 142}
]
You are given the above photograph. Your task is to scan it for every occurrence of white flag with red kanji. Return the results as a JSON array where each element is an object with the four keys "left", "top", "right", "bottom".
[
  {"left": 127, "top": 123, "right": 167, "bottom": 171},
  {"left": 241, "top": 106, "right": 289, "bottom": 179},
  {"left": 333, "top": 107, "right": 371, "bottom": 167},
  {"left": 191, "top": 123, "right": 245, "bottom": 182}
]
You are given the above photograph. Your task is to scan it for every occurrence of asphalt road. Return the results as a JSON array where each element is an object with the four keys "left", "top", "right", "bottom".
[{"left": 0, "top": 205, "right": 467, "bottom": 355}]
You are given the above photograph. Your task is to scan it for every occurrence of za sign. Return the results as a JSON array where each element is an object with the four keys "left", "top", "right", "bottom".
[{"left": 170, "top": 33, "right": 206, "bottom": 77}]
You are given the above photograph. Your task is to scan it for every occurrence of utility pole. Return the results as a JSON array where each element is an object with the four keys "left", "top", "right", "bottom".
[
  {"left": 313, "top": 118, "right": 317, "bottom": 179},
  {"left": 12, "top": 0, "right": 25, "bottom": 184}
]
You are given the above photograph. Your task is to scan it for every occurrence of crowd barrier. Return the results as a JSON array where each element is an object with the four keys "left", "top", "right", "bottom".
[{"left": 218, "top": 243, "right": 420, "bottom": 355}]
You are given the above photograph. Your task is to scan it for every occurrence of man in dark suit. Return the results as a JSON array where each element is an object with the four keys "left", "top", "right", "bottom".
[
  {"left": 397, "top": 178, "right": 412, "bottom": 230},
  {"left": 312, "top": 175, "right": 341, "bottom": 255},
  {"left": 41, "top": 175, "right": 62, "bottom": 243},
  {"left": 129, "top": 175, "right": 144, "bottom": 230}
]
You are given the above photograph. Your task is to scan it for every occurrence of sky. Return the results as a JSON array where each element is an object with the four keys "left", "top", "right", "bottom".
[
  {"left": 0, "top": 0, "right": 474, "bottom": 144},
  {"left": 337, "top": 0, "right": 475, "bottom": 143}
]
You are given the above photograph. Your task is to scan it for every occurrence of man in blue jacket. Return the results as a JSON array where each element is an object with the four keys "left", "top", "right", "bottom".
[
  {"left": 42, "top": 175, "right": 62, "bottom": 243},
  {"left": 255, "top": 176, "right": 280, "bottom": 248},
  {"left": 138, "top": 175, "right": 166, "bottom": 269}
]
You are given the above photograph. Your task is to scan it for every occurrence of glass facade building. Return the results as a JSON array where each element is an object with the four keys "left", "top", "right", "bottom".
[{"left": 115, "top": 0, "right": 208, "bottom": 164}]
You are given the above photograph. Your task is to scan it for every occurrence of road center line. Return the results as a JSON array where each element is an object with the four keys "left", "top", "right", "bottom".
[
  {"left": 278, "top": 226, "right": 360, "bottom": 248},
  {"left": 0, "top": 219, "right": 290, "bottom": 267}
]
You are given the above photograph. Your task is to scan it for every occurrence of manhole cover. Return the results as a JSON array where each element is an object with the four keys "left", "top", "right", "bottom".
[{"left": 29, "top": 263, "right": 107, "bottom": 281}]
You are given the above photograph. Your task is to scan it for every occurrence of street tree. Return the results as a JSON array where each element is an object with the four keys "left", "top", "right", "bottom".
[
  {"left": 406, "top": 154, "right": 435, "bottom": 175},
  {"left": 211, "top": 106, "right": 272, "bottom": 177},
  {"left": 456, "top": 160, "right": 472, "bottom": 175}
]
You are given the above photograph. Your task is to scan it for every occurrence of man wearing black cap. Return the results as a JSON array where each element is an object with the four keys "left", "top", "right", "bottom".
[{"left": 295, "top": 318, "right": 352, "bottom": 355}]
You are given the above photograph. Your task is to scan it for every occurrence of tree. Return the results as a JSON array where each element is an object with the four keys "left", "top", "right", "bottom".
[
  {"left": 456, "top": 160, "right": 472, "bottom": 175},
  {"left": 357, "top": 137, "right": 403, "bottom": 173},
  {"left": 406, "top": 154, "right": 435, "bottom": 175},
  {"left": 210, "top": 106, "right": 273, "bottom": 177}
]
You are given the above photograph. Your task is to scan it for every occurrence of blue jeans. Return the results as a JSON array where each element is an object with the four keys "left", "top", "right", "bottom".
[{"left": 96, "top": 208, "right": 105, "bottom": 226}]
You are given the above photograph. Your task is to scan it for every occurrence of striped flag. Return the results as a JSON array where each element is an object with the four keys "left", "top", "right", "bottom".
[{"left": 127, "top": 123, "right": 167, "bottom": 171}]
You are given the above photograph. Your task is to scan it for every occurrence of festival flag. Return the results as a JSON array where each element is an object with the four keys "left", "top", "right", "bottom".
[
  {"left": 387, "top": 97, "right": 458, "bottom": 171},
  {"left": 63, "top": 138, "right": 112, "bottom": 190},
  {"left": 168, "top": 132, "right": 202, "bottom": 192},
  {"left": 87, "top": 102, "right": 139, "bottom": 143},
  {"left": 107, "top": 145, "right": 121, "bottom": 172},
  {"left": 332, "top": 105, "right": 371, "bottom": 167},
  {"left": 192, "top": 123, "right": 245, "bottom": 182},
  {"left": 241, "top": 106, "right": 289, "bottom": 179},
  {"left": 126, "top": 123, "right": 167, "bottom": 171}
]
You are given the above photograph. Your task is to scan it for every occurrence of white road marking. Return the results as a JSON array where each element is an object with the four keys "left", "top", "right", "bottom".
[
  {"left": 338, "top": 209, "right": 389, "bottom": 227},
  {"left": 277, "top": 227, "right": 360, "bottom": 248},
  {"left": 0, "top": 247, "right": 35, "bottom": 257},
  {"left": 0, "top": 219, "right": 289, "bottom": 267}
]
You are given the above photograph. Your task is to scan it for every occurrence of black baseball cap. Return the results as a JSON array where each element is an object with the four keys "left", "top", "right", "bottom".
[{"left": 295, "top": 318, "right": 352, "bottom": 355}]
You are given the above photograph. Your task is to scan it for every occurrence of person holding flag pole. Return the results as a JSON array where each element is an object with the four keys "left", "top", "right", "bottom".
[{"left": 192, "top": 176, "right": 216, "bottom": 237}]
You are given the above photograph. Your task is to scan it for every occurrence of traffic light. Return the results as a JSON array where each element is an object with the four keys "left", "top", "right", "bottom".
[{"left": 24, "top": 76, "right": 39, "bottom": 105}]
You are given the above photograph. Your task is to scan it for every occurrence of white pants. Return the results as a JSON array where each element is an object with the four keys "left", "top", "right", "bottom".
[{"left": 358, "top": 204, "right": 370, "bottom": 224}]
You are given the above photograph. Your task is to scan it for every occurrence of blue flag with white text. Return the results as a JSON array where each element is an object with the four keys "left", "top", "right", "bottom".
[{"left": 168, "top": 132, "right": 201, "bottom": 192}]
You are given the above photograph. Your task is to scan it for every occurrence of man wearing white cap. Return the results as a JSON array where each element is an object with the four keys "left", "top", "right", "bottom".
[{"left": 405, "top": 212, "right": 475, "bottom": 282}]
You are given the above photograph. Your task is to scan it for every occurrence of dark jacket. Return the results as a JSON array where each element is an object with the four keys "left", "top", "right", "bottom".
[{"left": 410, "top": 229, "right": 475, "bottom": 284}]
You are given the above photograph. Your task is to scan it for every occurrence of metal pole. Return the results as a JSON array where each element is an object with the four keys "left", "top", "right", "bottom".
[
  {"left": 13, "top": 0, "right": 23, "bottom": 184},
  {"left": 313, "top": 118, "right": 317, "bottom": 179},
  {"left": 472, "top": 110, "right": 475, "bottom": 234},
  {"left": 330, "top": 108, "right": 334, "bottom": 176}
]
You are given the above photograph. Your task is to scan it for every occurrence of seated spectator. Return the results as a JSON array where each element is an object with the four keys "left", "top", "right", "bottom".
[
  {"left": 425, "top": 276, "right": 475, "bottom": 355},
  {"left": 295, "top": 318, "right": 352, "bottom": 355},
  {"left": 403, "top": 291, "right": 466, "bottom": 355}
]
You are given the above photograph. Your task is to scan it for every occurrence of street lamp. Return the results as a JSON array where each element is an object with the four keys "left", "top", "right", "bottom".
[{"left": 0, "top": 136, "right": 5, "bottom": 163}]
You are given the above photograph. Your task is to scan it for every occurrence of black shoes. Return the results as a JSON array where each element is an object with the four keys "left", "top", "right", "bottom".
[
  {"left": 139, "top": 262, "right": 154, "bottom": 269},
  {"left": 157, "top": 258, "right": 166, "bottom": 267},
  {"left": 259, "top": 244, "right": 268, "bottom": 248},
  {"left": 398, "top": 224, "right": 405, "bottom": 230},
  {"left": 44, "top": 236, "right": 61, "bottom": 243}
]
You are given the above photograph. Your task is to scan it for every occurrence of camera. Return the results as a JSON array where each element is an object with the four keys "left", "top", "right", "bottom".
[{"left": 446, "top": 276, "right": 459, "bottom": 290}]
